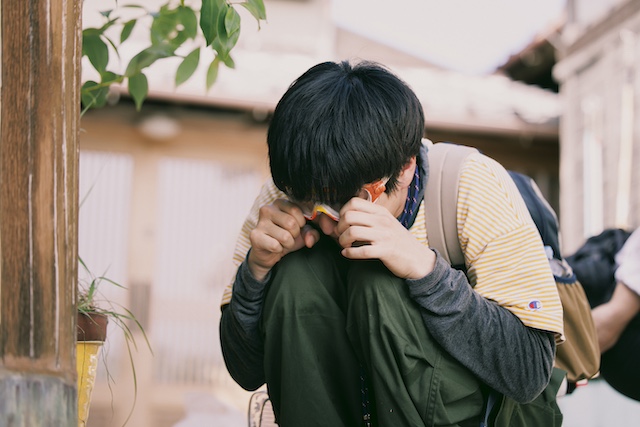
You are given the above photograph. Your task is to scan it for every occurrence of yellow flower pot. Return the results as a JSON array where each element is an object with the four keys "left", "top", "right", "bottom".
[
  {"left": 77, "top": 312, "right": 108, "bottom": 427},
  {"left": 77, "top": 341, "right": 103, "bottom": 427}
]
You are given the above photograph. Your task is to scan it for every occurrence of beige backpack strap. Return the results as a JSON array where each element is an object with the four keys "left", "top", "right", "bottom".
[{"left": 423, "top": 140, "right": 478, "bottom": 266}]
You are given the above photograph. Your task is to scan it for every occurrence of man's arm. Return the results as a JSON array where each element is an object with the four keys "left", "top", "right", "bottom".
[
  {"left": 591, "top": 281, "right": 640, "bottom": 352},
  {"left": 220, "top": 259, "right": 269, "bottom": 390},
  {"left": 219, "top": 180, "right": 321, "bottom": 390},
  {"left": 409, "top": 153, "right": 562, "bottom": 403},
  {"left": 407, "top": 251, "right": 555, "bottom": 403}
]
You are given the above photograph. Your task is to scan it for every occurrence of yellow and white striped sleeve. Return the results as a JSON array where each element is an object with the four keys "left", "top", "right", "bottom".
[
  {"left": 456, "top": 153, "right": 564, "bottom": 339},
  {"left": 220, "top": 178, "right": 287, "bottom": 308}
]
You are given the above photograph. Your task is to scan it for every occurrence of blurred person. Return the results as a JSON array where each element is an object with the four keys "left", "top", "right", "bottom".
[
  {"left": 590, "top": 227, "right": 640, "bottom": 401},
  {"left": 219, "top": 60, "right": 564, "bottom": 426},
  {"left": 591, "top": 226, "right": 640, "bottom": 352}
]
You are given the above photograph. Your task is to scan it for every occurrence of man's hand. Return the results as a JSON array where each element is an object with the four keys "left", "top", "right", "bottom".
[
  {"left": 336, "top": 198, "right": 436, "bottom": 279},
  {"left": 247, "top": 199, "right": 320, "bottom": 281}
]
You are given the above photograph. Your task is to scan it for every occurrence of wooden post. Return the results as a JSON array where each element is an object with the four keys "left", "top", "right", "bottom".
[{"left": 0, "top": 0, "right": 81, "bottom": 425}]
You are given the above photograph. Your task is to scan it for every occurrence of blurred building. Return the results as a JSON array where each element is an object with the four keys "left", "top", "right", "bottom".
[
  {"left": 497, "top": 0, "right": 640, "bottom": 254},
  {"left": 553, "top": 0, "right": 640, "bottom": 253},
  {"left": 79, "top": 0, "right": 562, "bottom": 426}
]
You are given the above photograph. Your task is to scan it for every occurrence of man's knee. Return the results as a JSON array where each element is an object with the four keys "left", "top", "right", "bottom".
[
  {"left": 266, "top": 244, "right": 348, "bottom": 317},
  {"left": 347, "top": 260, "right": 405, "bottom": 304}
]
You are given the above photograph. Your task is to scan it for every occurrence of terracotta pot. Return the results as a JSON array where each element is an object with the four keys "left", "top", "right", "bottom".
[{"left": 77, "top": 312, "right": 108, "bottom": 342}]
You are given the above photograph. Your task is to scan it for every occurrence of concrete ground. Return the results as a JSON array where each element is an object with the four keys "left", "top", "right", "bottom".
[
  {"left": 179, "top": 377, "right": 640, "bottom": 427},
  {"left": 170, "top": 391, "right": 246, "bottom": 427},
  {"left": 559, "top": 378, "right": 640, "bottom": 426}
]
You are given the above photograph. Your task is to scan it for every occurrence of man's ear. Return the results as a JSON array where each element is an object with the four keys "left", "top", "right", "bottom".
[{"left": 397, "top": 157, "right": 417, "bottom": 186}]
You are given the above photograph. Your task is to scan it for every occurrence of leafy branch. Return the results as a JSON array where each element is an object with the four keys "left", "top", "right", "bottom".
[{"left": 81, "top": 0, "right": 267, "bottom": 112}]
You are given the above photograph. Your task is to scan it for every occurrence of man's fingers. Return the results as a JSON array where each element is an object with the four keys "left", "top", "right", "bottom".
[
  {"left": 301, "top": 224, "right": 320, "bottom": 248},
  {"left": 340, "top": 196, "right": 385, "bottom": 216},
  {"left": 338, "top": 225, "right": 369, "bottom": 248},
  {"left": 273, "top": 199, "right": 307, "bottom": 228},
  {"left": 262, "top": 220, "right": 303, "bottom": 250},
  {"left": 336, "top": 199, "right": 391, "bottom": 235},
  {"left": 250, "top": 228, "right": 285, "bottom": 254},
  {"left": 341, "top": 243, "right": 378, "bottom": 260}
]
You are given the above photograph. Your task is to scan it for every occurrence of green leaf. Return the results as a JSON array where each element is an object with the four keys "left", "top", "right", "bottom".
[
  {"left": 98, "top": 18, "right": 118, "bottom": 34},
  {"left": 250, "top": 0, "right": 267, "bottom": 19},
  {"left": 150, "top": 6, "right": 180, "bottom": 45},
  {"left": 211, "top": 4, "right": 236, "bottom": 59},
  {"left": 211, "top": 39, "right": 227, "bottom": 61},
  {"left": 125, "top": 50, "right": 155, "bottom": 77},
  {"left": 99, "top": 9, "right": 112, "bottom": 18},
  {"left": 222, "top": 54, "right": 235, "bottom": 69},
  {"left": 128, "top": 73, "right": 149, "bottom": 111},
  {"left": 168, "top": 30, "right": 189, "bottom": 51},
  {"left": 100, "top": 71, "right": 121, "bottom": 86},
  {"left": 200, "top": 0, "right": 225, "bottom": 46},
  {"left": 240, "top": 0, "right": 266, "bottom": 25},
  {"left": 206, "top": 57, "right": 220, "bottom": 90},
  {"left": 149, "top": 42, "right": 177, "bottom": 57},
  {"left": 227, "top": 24, "right": 240, "bottom": 51},
  {"left": 82, "top": 27, "right": 102, "bottom": 37},
  {"left": 103, "top": 35, "right": 120, "bottom": 59},
  {"left": 124, "top": 47, "right": 172, "bottom": 77},
  {"left": 121, "top": 19, "right": 137, "bottom": 43},
  {"left": 224, "top": 7, "right": 241, "bottom": 37},
  {"left": 82, "top": 34, "right": 109, "bottom": 73},
  {"left": 178, "top": 6, "right": 198, "bottom": 39},
  {"left": 81, "top": 81, "right": 109, "bottom": 109},
  {"left": 175, "top": 48, "right": 200, "bottom": 87}
]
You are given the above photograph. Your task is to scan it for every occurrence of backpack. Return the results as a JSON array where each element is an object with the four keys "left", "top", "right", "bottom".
[
  {"left": 566, "top": 228, "right": 632, "bottom": 308},
  {"left": 424, "top": 141, "right": 600, "bottom": 425},
  {"left": 508, "top": 170, "right": 600, "bottom": 384}
]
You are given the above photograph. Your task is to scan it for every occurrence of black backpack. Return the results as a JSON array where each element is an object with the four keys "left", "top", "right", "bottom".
[{"left": 566, "top": 228, "right": 632, "bottom": 308}]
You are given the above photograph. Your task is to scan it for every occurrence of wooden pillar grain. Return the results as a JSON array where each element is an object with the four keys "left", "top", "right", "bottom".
[{"left": 0, "top": 0, "right": 81, "bottom": 425}]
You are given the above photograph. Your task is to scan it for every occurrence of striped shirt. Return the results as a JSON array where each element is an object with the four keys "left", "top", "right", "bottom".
[{"left": 220, "top": 152, "right": 564, "bottom": 339}]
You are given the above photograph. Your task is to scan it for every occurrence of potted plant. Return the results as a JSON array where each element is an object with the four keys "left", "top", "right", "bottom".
[{"left": 76, "top": 258, "right": 151, "bottom": 427}]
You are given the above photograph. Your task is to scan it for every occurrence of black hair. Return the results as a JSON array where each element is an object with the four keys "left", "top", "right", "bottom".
[{"left": 267, "top": 60, "right": 425, "bottom": 205}]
